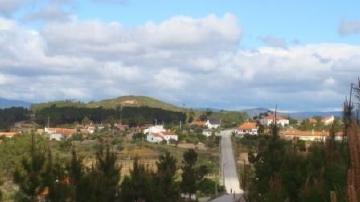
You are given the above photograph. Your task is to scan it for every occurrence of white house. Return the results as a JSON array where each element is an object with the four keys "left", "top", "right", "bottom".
[
  {"left": 49, "top": 133, "right": 64, "bottom": 141},
  {"left": 44, "top": 127, "right": 76, "bottom": 141},
  {"left": 202, "top": 129, "right": 213, "bottom": 137},
  {"left": 146, "top": 133, "right": 164, "bottom": 143},
  {"left": 322, "top": 116, "right": 335, "bottom": 125},
  {"left": 260, "top": 114, "right": 289, "bottom": 127},
  {"left": 144, "top": 125, "right": 166, "bottom": 134},
  {"left": 281, "top": 129, "right": 343, "bottom": 142},
  {"left": 205, "top": 119, "right": 221, "bottom": 129},
  {"left": 144, "top": 125, "right": 178, "bottom": 144},
  {"left": 146, "top": 131, "right": 178, "bottom": 144},
  {"left": 236, "top": 122, "right": 258, "bottom": 136}
]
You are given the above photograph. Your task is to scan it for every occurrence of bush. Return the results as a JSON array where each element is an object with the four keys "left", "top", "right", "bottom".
[{"left": 198, "top": 178, "right": 219, "bottom": 195}]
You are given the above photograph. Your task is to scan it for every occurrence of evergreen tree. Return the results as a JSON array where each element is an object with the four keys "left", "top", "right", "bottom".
[
  {"left": 120, "top": 158, "right": 159, "bottom": 202},
  {"left": 13, "top": 134, "right": 47, "bottom": 202},
  {"left": 65, "top": 149, "right": 83, "bottom": 201},
  {"left": 180, "top": 149, "right": 208, "bottom": 201},
  {"left": 95, "top": 146, "right": 121, "bottom": 202},
  {"left": 76, "top": 145, "right": 121, "bottom": 202},
  {"left": 43, "top": 150, "right": 72, "bottom": 202},
  {"left": 155, "top": 152, "right": 179, "bottom": 202}
]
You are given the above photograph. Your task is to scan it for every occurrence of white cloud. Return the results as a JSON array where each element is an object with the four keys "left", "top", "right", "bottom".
[
  {"left": 0, "top": 15, "right": 359, "bottom": 111},
  {"left": 339, "top": 20, "right": 360, "bottom": 36},
  {"left": 0, "top": 0, "right": 30, "bottom": 15},
  {"left": 259, "top": 35, "right": 287, "bottom": 48}
]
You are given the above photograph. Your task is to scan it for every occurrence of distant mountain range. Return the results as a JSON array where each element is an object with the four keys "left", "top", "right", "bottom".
[
  {"left": 0, "top": 96, "right": 343, "bottom": 119},
  {"left": 241, "top": 107, "right": 342, "bottom": 119},
  {"left": 241, "top": 108, "right": 271, "bottom": 118},
  {"left": 287, "top": 111, "right": 342, "bottom": 119},
  {"left": 0, "top": 98, "right": 31, "bottom": 108}
]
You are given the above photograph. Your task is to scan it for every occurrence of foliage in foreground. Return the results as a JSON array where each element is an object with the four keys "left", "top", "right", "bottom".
[
  {"left": 245, "top": 125, "right": 348, "bottom": 202},
  {"left": 11, "top": 135, "right": 215, "bottom": 202}
]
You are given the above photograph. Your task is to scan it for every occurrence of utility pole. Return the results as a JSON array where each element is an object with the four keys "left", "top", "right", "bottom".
[
  {"left": 119, "top": 104, "right": 122, "bottom": 124},
  {"left": 47, "top": 116, "right": 50, "bottom": 128}
]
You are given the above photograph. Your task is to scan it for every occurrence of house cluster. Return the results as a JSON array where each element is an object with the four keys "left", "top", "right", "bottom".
[
  {"left": 307, "top": 115, "right": 335, "bottom": 126},
  {"left": 234, "top": 113, "right": 339, "bottom": 142},
  {"left": 0, "top": 132, "right": 19, "bottom": 138},
  {"left": 144, "top": 125, "right": 178, "bottom": 144},
  {"left": 281, "top": 128, "right": 343, "bottom": 141},
  {"left": 190, "top": 118, "right": 221, "bottom": 129},
  {"left": 44, "top": 124, "right": 97, "bottom": 141},
  {"left": 259, "top": 114, "right": 290, "bottom": 127},
  {"left": 45, "top": 127, "right": 77, "bottom": 141}
]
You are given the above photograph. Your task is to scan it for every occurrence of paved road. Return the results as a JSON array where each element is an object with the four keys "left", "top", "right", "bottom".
[{"left": 213, "top": 129, "right": 245, "bottom": 202}]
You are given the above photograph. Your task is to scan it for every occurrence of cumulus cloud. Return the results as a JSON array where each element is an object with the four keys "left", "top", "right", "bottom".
[
  {"left": 41, "top": 13, "right": 241, "bottom": 60},
  {"left": 0, "top": 0, "right": 31, "bottom": 16},
  {"left": 0, "top": 14, "right": 359, "bottom": 111},
  {"left": 22, "top": 0, "right": 74, "bottom": 23},
  {"left": 339, "top": 20, "right": 360, "bottom": 36},
  {"left": 259, "top": 36, "right": 287, "bottom": 48}
]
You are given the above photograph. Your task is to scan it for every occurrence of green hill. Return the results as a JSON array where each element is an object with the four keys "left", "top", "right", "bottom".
[
  {"left": 31, "top": 96, "right": 183, "bottom": 112},
  {"left": 87, "top": 96, "right": 183, "bottom": 111}
]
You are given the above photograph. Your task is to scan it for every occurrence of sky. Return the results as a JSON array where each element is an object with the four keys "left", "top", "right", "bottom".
[{"left": 0, "top": 0, "right": 360, "bottom": 111}]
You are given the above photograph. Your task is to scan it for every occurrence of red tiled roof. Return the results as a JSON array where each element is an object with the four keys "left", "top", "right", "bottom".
[
  {"left": 48, "top": 128, "right": 77, "bottom": 137},
  {"left": 239, "top": 122, "right": 257, "bottom": 130},
  {"left": 281, "top": 129, "right": 343, "bottom": 137},
  {"left": 0, "top": 132, "right": 18, "bottom": 138},
  {"left": 190, "top": 120, "right": 205, "bottom": 126},
  {"left": 263, "top": 114, "right": 288, "bottom": 121}
]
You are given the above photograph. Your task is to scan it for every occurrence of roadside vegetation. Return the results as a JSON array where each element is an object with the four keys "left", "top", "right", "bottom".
[
  {"left": 234, "top": 79, "right": 360, "bottom": 202},
  {"left": 0, "top": 132, "right": 222, "bottom": 201}
]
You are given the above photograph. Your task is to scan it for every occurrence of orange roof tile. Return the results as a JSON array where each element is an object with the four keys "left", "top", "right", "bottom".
[
  {"left": 0, "top": 132, "right": 18, "bottom": 138},
  {"left": 239, "top": 122, "right": 257, "bottom": 130},
  {"left": 263, "top": 114, "right": 288, "bottom": 121}
]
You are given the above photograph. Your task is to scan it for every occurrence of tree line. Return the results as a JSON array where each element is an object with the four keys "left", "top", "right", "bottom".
[
  {"left": 35, "top": 105, "right": 186, "bottom": 127},
  {"left": 245, "top": 124, "right": 348, "bottom": 202},
  {"left": 11, "top": 134, "right": 215, "bottom": 202},
  {"left": 0, "top": 107, "right": 29, "bottom": 130},
  {"left": 241, "top": 79, "right": 360, "bottom": 202}
]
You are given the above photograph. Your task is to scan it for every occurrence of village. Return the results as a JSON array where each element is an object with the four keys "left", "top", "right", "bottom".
[{"left": 0, "top": 110, "right": 343, "bottom": 145}]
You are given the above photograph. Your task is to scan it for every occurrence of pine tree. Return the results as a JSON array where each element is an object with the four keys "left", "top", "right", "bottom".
[
  {"left": 76, "top": 145, "right": 121, "bottom": 202},
  {"left": 155, "top": 152, "right": 179, "bottom": 202},
  {"left": 13, "top": 133, "right": 47, "bottom": 202},
  {"left": 95, "top": 145, "right": 121, "bottom": 202},
  {"left": 67, "top": 149, "right": 83, "bottom": 201},
  {"left": 180, "top": 149, "right": 208, "bottom": 201},
  {"left": 43, "top": 150, "right": 72, "bottom": 202},
  {"left": 120, "top": 158, "right": 159, "bottom": 202}
]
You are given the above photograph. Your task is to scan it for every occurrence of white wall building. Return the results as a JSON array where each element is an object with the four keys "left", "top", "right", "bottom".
[
  {"left": 260, "top": 115, "right": 289, "bottom": 127},
  {"left": 49, "top": 133, "right": 64, "bottom": 141},
  {"left": 202, "top": 129, "right": 213, "bottom": 137},
  {"left": 144, "top": 125, "right": 178, "bottom": 144},
  {"left": 236, "top": 122, "right": 258, "bottom": 136},
  {"left": 205, "top": 119, "right": 221, "bottom": 129},
  {"left": 144, "top": 125, "right": 166, "bottom": 134},
  {"left": 146, "top": 132, "right": 178, "bottom": 144},
  {"left": 146, "top": 133, "right": 165, "bottom": 143},
  {"left": 322, "top": 116, "right": 335, "bottom": 125}
]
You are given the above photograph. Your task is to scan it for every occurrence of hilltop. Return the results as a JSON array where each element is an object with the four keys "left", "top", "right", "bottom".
[{"left": 31, "top": 96, "right": 184, "bottom": 112}]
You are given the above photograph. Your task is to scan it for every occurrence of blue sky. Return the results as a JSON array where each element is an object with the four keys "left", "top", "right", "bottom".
[
  {"left": 74, "top": 0, "right": 360, "bottom": 46},
  {"left": 0, "top": 0, "right": 360, "bottom": 111}
]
